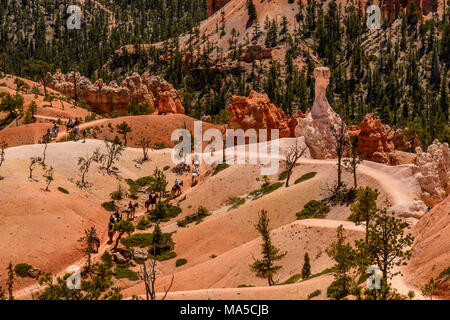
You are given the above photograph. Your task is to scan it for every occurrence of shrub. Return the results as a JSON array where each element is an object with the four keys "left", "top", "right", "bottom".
[
  {"left": 278, "top": 170, "right": 289, "bottom": 181},
  {"left": 163, "top": 165, "right": 170, "bottom": 171},
  {"left": 249, "top": 182, "right": 284, "bottom": 200},
  {"left": 121, "top": 233, "right": 153, "bottom": 248},
  {"left": 57, "top": 187, "right": 69, "bottom": 194},
  {"left": 177, "top": 206, "right": 211, "bottom": 227},
  {"left": 101, "top": 251, "right": 113, "bottom": 268},
  {"left": 439, "top": 266, "right": 450, "bottom": 280},
  {"left": 294, "top": 172, "right": 317, "bottom": 184},
  {"left": 113, "top": 266, "right": 139, "bottom": 281},
  {"left": 213, "top": 163, "right": 230, "bottom": 175},
  {"left": 14, "top": 263, "right": 33, "bottom": 277},
  {"left": 307, "top": 289, "right": 321, "bottom": 300},
  {"left": 279, "top": 274, "right": 302, "bottom": 285},
  {"left": 327, "top": 277, "right": 352, "bottom": 300},
  {"left": 237, "top": 284, "right": 255, "bottom": 288},
  {"left": 101, "top": 201, "right": 117, "bottom": 212},
  {"left": 227, "top": 197, "right": 246, "bottom": 210},
  {"left": 296, "top": 200, "right": 330, "bottom": 220},
  {"left": 136, "top": 218, "right": 151, "bottom": 230},
  {"left": 153, "top": 251, "right": 177, "bottom": 261},
  {"left": 176, "top": 258, "right": 187, "bottom": 267}
]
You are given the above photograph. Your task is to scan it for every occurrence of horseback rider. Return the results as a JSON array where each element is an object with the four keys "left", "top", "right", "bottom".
[
  {"left": 174, "top": 178, "right": 181, "bottom": 191},
  {"left": 114, "top": 209, "right": 122, "bottom": 222},
  {"left": 192, "top": 166, "right": 199, "bottom": 184},
  {"left": 107, "top": 222, "right": 114, "bottom": 244}
]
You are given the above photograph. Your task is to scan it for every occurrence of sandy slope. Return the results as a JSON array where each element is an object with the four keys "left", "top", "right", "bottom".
[
  {"left": 0, "top": 138, "right": 431, "bottom": 299},
  {"left": 405, "top": 196, "right": 450, "bottom": 299},
  {"left": 123, "top": 219, "right": 364, "bottom": 298},
  {"left": 55, "top": 114, "right": 223, "bottom": 149}
]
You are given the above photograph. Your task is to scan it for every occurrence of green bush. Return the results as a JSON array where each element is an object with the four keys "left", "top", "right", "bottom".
[
  {"left": 113, "top": 266, "right": 139, "bottom": 281},
  {"left": 279, "top": 274, "right": 302, "bottom": 285},
  {"left": 153, "top": 251, "right": 177, "bottom": 261},
  {"left": 121, "top": 233, "right": 153, "bottom": 248},
  {"left": 57, "top": 187, "right": 69, "bottom": 194},
  {"left": 227, "top": 197, "right": 246, "bottom": 210},
  {"left": 237, "top": 284, "right": 255, "bottom": 288},
  {"left": 136, "top": 218, "right": 151, "bottom": 230},
  {"left": 163, "top": 165, "right": 170, "bottom": 171},
  {"left": 177, "top": 206, "right": 211, "bottom": 227},
  {"left": 327, "top": 277, "right": 352, "bottom": 300},
  {"left": 439, "top": 266, "right": 450, "bottom": 280},
  {"left": 101, "top": 251, "right": 113, "bottom": 268},
  {"left": 101, "top": 201, "right": 117, "bottom": 212},
  {"left": 176, "top": 258, "right": 187, "bottom": 267},
  {"left": 307, "top": 289, "right": 321, "bottom": 300},
  {"left": 249, "top": 182, "right": 284, "bottom": 200},
  {"left": 294, "top": 172, "right": 317, "bottom": 184},
  {"left": 213, "top": 163, "right": 230, "bottom": 175},
  {"left": 296, "top": 200, "right": 330, "bottom": 220},
  {"left": 278, "top": 170, "right": 289, "bottom": 181},
  {"left": 14, "top": 263, "right": 33, "bottom": 278}
]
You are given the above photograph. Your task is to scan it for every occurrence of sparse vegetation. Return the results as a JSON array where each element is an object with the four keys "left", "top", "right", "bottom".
[
  {"left": 213, "top": 163, "right": 230, "bottom": 175},
  {"left": 249, "top": 182, "right": 284, "bottom": 200},
  {"left": 175, "top": 259, "right": 187, "bottom": 267},
  {"left": 57, "top": 187, "right": 69, "bottom": 194},
  {"left": 14, "top": 263, "right": 33, "bottom": 278},
  {"left": 307, "top": 289, "right": 321, "bottom": 300},
  {"left": 294, "top": 172, "right": 317, "bottom": 184},
  {"left": 114, "top": 266, "right": 139, "bottom": 281},
  {"left": 296, "top": 200, "right": 330, "bottom": 220}
]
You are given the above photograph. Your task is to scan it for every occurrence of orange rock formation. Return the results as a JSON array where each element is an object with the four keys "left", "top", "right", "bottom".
[{"left": 50, "top": 71, "right": 184, "bottom": 115}]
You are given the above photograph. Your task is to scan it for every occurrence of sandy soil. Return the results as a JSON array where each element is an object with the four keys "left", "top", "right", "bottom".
[{"left": 0, "top": 137, "right": 436, "bottom": 299}]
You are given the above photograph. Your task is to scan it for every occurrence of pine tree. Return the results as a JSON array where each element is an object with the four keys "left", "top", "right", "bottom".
[
  {"left": 326, "top": 225, "right": 356, "bottom": 300},
  {"left": 250, "top": 210, "right": 287, "bottom": 286},
  {"left": 301, "top": 252, "right": 311, "bottom": 279}
]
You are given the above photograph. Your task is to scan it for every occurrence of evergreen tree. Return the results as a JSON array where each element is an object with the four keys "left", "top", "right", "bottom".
[
  {"left": 301, "top": 252, "right": 311, "bottom": 279},
  {"left": 250, "top": 210, "right": 287, "bottom": 286}
]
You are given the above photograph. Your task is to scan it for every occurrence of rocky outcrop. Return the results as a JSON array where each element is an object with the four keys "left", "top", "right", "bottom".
[
  {"left": 50, "top": 70, "right": 184, "bottom": 115},
  {"left": 357, "top": 113, "right": 398, "bottom": 165},
  {"left": 380, "top": 0, "right": 438, "bottom": 23},
  {"left": 295, "top": 67, "right": 347, "bottom": 159},
  {"left": 227, "top": 90, "right": 293, "bottom": 139},
  {"left": 240, "top": 44, "right": 272, "bottom": 63},
  {"left": 206, "top": 0, "right": 231, "bottom": 16},
  {"left": 407, "top": 195, "right": 450, "bottom": 299},
  {"left": 413, "top": 140, "right": 450, "bottom": 207}
]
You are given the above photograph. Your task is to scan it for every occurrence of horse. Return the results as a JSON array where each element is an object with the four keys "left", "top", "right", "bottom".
[
  {"left": 123, "top": 203, "right": 139, "bottom": 220},
  {"left": 171, "top": 181, "right": 183, "bottom": 198}
]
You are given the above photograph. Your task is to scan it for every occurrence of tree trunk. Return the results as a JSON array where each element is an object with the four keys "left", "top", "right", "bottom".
[
  {"left": 285, "top": 169, "right": 292, "bottom": 187},
  {"left": 113, "top": 232, "right": 124, "bottom": 250}
]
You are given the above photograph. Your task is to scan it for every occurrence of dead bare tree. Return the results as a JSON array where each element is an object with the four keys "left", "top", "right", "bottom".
[
  {"left": 284, "top": 139, "right": 308, "bottom": 187},
  {"left": 330, "top": 111, "right": 349, "bottom": 192},
  {"left": 139, "top": 246, "right": 174, "bottom": 300},
  {"left": 77, "top": 148, "right": 102, "bottom": 187},
  {"left": 41, "top": 134, "right": 50, "bottom": 167},
  {"left": 29, "top": 156, "right": 42, "bottom": 179},
  {"left": 139, "top": 137, "right": 152, "bottom": 162}
]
